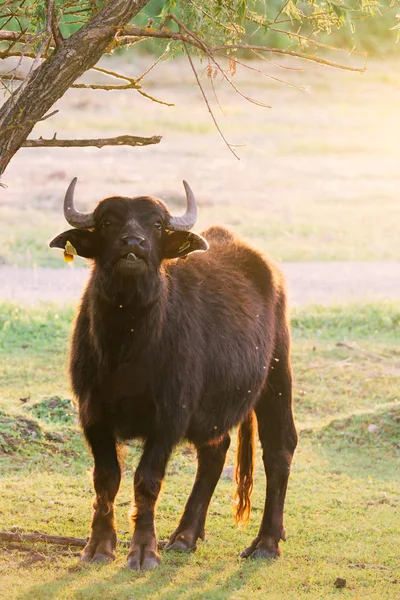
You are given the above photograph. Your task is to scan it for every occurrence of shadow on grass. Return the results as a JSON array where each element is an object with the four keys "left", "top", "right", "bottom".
[
  {"left": 18, "top": 547, "right": 272, "bottom": 600},
  {"left": 303, "top": 404, "right": 400, "bottom": 481}
]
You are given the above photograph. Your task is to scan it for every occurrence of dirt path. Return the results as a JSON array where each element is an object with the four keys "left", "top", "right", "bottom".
[{"left": 1, "top": 262, "right": 398, "bottom": 306}]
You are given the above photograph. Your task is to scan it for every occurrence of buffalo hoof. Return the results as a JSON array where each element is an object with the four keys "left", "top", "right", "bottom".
[
  {"left": 81, "top": 539, "right": 115, "bottom": 564},
  {"left": 244, "top": 546, "right": 280, "bottom": 560},
  {"left": 164, "top": 531, "right": 197, "bottom": 552},
  {"left": 126, "top": 549, "right": 160, "bottom": 571},
  {"left": 164, "top": 539, "right": 195, "bottom": 552},
  {"left": 240, "top": 538, "right": 281, "bottom": 560},
  {"left": 83, "top": 552, "right": 114, "bottom": 564}
]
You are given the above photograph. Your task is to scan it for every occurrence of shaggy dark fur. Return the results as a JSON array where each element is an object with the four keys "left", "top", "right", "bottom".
[{"left": 50, "top": 193, "right": 297, "bottom": 570}]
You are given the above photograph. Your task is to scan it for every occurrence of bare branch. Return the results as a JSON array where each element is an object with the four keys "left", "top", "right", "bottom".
[
  {"left": 212, "top": 44, "right": 367, "bottom": 73},
  {"left": 182, "top": 39, "right": 239, "bottom": 161},
  {"left": 0, "top": 50, "right": 38, "bottom": 59},
  {"left": 268, "top": 26, "right": 365, "bottom": 54},
  {"left": 136, "top": 89, "right": 174, "bottom": 106},
  {"left": 72, "top": 82, "right": 138, "bottom": 90},
  {"left": 91, "top": 65, "right": 136, "bottom": 82},
  {"left": 0, "top": 31, "right": 32, "bottom": 41},
  {"left": 207, "top": 60, "right": 226, "bottom": 116},
  {"left": 39, "top": 109, "right": 59, "bottom": 122},
  {"left": 22, "top": 134, "right": 162, "bottom": 149},
  {"left": 273, "top": 0, "right": 291, "bottom": 23},
  {"left": 224, "top": 55, "right": 309, "bottom": 92},
  {"left": 0, "top": 72, "right": 173, "bottom": 104},
  {"left": 0, "top": 72, "right": 134, "bottom": 90},
  {"left": 51, "top": 2, "right": 64, "bottom": 50},
  {"left": 135, "top": 42, "right": 172, "bottom": 84}
]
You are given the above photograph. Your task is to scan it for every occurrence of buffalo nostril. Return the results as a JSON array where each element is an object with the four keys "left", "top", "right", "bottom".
[{"left": 120, "top": 235, "right": 145, "bottom": 247}]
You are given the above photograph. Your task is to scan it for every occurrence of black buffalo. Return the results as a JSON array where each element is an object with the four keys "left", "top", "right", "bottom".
[{"left": 50, "top": 178, "right": 297, "bottom": 570}]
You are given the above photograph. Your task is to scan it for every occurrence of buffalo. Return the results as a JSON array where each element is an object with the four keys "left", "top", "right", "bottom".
[{"left": 50, "top": 178, "right": 297, "bottom": 570}]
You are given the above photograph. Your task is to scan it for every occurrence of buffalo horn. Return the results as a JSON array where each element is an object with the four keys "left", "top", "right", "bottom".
[
  {"left": 167, "top": 181, "right": 198, "bottom": 231},
  {"left": 63, "top": 178, "right": 95, "bottom": 229}
]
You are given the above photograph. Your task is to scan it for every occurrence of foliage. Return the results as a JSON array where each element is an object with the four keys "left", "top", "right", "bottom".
[{"left": 1, "top": 0, "right": 399, "bottom": 59}]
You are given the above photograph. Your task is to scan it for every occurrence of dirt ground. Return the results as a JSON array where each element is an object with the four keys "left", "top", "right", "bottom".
[
  {"left": 1, "top": 53, "right": 400, "bottom": 302},
  {"left": 1, "top": 261, "right": 399, "bottom": 306}
]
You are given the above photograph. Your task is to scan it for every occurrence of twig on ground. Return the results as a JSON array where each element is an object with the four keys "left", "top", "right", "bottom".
[
  {"left": 5, "top": 542, "right": 80, "bottom": 556},
  {"left": 348, "top": 563, "right": 390, "bottom": 571},
  {"left": 0, "top": 531, "right": 88, "bottom": 547},
  {"left": 336, "top": 342, "right": 399, "bottom": 366},
  {"left": 0, "top": 530, "right": 167, "bottom": 550},
  {"left": 307, "top": 357, "right": 352, "bottom": 370}
]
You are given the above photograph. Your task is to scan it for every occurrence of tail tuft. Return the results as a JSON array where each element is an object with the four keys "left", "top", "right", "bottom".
[{"left": 234, "top": 411, "right": 255, "bottom": 525}]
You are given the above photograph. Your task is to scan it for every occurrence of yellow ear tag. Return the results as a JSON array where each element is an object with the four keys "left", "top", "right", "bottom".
[
  {"left": 64, "top": 240, "right": 77, "bottom": 263},
  {"left": 178, "top": 240, "right": 191, "bottom": 254}
]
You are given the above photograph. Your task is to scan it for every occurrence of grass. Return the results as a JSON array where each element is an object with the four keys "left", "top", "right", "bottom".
[
  {"left": 3, "top": 191, "right": 399, "bottom": 266},
  {"left": 3, "top": 57, "right": 400, "bottom": 266},
  {"left": 0, "top": 301, "right": 399, "bottom": 599}
]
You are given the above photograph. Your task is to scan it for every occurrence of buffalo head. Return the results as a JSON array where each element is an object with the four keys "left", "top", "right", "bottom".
[{"left": 50, "top": 178, "right": 209, "bottom": 278}]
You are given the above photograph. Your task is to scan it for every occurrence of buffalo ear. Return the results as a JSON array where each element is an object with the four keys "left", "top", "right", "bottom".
[
  {"left": 49, "top": 229, "right": 99, "bottom": 259},
  {"left": 163, "top": 230, "right": 209, "bottom": 259}
]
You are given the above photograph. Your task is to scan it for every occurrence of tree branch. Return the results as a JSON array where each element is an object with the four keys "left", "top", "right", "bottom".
[
  {"left": 117, "top": 25, "right": 206, "bottom": 52},
  {"left": 22, "top": 134, "right": 162, "bottom": 149},
  {"left": 0, "top": 4, "right": 369, "bottom": 174},
  {"left": 116, "top": 24, "right": 367, "bottom": 73},
  {"left": 0, "top": 70, "right": 173, "bottom": 105},
  {"left": 181, "top": 39, "right": 239, "bottom": 161},
  {"left": 0, "top": 0, "right": 151, "bottom": 176},
  {"left": 212, "top": 44, "right": 367, "bottom": 73},
  {"left": 0, "top": 31, "right": 32, "bottom": 41},
  {"left": 51, "top": 2, "right": 64, "bottom": 50}
]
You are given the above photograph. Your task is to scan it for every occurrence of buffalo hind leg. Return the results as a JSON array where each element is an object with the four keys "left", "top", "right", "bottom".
[
  {"left": 241, "top": 340, "right": 297, "bottom": 560},
  {"left": 81, "top": 423, "right": 121, "bottom": 563},
  {"left": 165, "top": 434, "right": 230, "bottom": 552},
  {"left": 127, "top": 436, "right": 174, "bottom": 570}
]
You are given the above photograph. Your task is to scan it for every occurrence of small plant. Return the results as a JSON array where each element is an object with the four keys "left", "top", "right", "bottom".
[{"left": 26, "top": 396, "right": 76, "bottom": 425}]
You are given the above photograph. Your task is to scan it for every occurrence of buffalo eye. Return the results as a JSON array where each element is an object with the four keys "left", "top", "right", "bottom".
[
  {"left": 102, "top": 219, "right": 111, "bottom": 229},
  {"left": 154, "top": 221, "right": 162, "bottom": 231}
]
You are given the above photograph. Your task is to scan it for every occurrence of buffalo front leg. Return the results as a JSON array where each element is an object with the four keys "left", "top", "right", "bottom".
[
  {"left": 165, "top": 435, "right": 230, "bottom": 552},
  {"left": 127, "top": 437, "right": 173, "bottom": 571},
  {"left": 241, "top": 337, "right": 298, "bottom": 560},
  {"left": 81, "top": 423, "right": 121, "bottom": 563}
]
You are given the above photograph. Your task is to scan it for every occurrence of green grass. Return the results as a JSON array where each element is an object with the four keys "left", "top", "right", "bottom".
[{"left": 0, "top": 302, "right": 399, "bottom": 599}]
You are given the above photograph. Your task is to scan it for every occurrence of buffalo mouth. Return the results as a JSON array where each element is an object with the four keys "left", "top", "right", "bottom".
[
  {"left": 125, "top": 252, "right": 141, "bottom": 263},
  {"left": 117, "top": 251, "right": 147, "bottom": 270}
]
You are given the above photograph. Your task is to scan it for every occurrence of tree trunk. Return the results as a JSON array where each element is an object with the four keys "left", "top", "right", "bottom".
[{"left": 0, "top": 0, "right": 150, "bottom": 177}]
